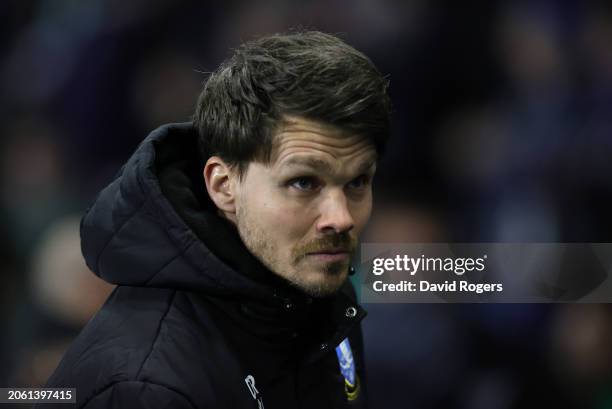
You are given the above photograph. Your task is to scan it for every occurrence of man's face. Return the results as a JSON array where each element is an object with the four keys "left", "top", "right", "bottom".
[{"left": 232, "top": 116, "right": 377, "bottom": 297}]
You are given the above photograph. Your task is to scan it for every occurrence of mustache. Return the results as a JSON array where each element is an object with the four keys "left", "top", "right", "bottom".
[{"left": 292, "top": 233, "right": 357, "bottom": 261}]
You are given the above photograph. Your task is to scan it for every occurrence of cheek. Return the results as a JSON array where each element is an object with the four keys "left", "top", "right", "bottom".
[
  {"left": 268, "top": 201, "right": 314, "bottom": 241},
  {"left": 241, "top": 188, "right": 312, "bottom": 239},
  {"left": 351, "top": 194, "right": 373, "bottom": 233}
]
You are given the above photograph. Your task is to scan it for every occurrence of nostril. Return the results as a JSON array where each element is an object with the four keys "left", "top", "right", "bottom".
[{"left": 320, "top": 217, "right": 354, "bottom": 234}]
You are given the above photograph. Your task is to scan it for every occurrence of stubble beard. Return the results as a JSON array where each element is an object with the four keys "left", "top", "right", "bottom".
[{"left": 235, "top": 207, "right": 351, "bottom": 298}]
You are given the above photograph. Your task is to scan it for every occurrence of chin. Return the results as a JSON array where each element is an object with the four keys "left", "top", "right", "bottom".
[{"left": 295, "top": 269, "right": 349, "bottom": 298}]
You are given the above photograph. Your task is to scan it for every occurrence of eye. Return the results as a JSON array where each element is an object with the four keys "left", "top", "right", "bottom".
[
  {"left": 347, "top": 175, "right": 371, "bottom": 190},
  {"left": 289, "top": 176, "right": 320, "bottom": 192}
]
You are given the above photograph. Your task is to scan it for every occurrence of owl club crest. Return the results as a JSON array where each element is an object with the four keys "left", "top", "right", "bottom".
[{"left": 335, "top": 338, "right": 360, "bottom": 401}]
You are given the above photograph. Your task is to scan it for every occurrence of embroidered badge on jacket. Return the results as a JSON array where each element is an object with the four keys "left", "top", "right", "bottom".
[{"left": 335, "top": 338, "right": 360, "bottom": 400}]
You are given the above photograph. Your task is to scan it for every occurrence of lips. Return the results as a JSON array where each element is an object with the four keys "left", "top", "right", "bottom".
[
  {"left": 306, "top": 249, "right": 351, "bottom": 263},
  {"left": 307, "top": 248, "right": 350, "bottom": 255}
]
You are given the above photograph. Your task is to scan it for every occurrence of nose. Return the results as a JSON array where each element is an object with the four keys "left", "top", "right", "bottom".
[{"left": 316, "top": 189, "right": 355, "bottom": 234}]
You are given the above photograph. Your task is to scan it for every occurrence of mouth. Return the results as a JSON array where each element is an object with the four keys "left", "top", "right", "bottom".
[{"left": 306, "top": 249, "right": 351, "bottom": 262}]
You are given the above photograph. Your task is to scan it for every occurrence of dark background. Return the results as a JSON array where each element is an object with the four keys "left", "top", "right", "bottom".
[{"left": 2, "top": 1, "right": 612, "bottom": 408}]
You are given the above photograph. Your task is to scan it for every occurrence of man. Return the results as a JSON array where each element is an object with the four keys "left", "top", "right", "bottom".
[{"left": 42, "top": 31, "right": 390, "bottom": 408}]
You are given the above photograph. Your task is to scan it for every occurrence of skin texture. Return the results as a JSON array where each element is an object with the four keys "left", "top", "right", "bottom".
[{"left": 204, "top": 116, "right": 377, "bottom": 297}]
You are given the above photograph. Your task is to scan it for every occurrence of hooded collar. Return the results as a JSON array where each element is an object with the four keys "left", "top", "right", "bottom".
[{"left": 81, "top": 123, "right": 271, "bottom": 300}]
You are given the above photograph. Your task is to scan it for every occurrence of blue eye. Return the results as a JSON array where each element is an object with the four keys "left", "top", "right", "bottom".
[
  {"left": 347, "top": 175, "right": 370, "bottom": 189},
  {"left": 290, "top": 177, "right": 319, "bottom": 191}
]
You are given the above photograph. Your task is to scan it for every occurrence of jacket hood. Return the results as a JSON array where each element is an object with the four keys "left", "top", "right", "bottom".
[{"left": 81, "top": 122, "right": 288, "bottom": 301}]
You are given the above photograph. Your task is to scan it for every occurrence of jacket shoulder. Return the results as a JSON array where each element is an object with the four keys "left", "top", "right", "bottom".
[{"left": 45, "top": 286, "right": 201, "bottom": 408}]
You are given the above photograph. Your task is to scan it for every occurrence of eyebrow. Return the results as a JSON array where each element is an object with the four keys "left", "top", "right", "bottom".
[
  {"left": 281, "top": 157, "right": 333, "bottom": 172},
  {"left": 280, "top": 156, "right": 377, "bottom": 174}
]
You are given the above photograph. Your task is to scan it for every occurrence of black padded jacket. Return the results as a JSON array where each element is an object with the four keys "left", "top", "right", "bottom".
[{"left": 39, "top": 123, "right": 368, "bottom": 409}]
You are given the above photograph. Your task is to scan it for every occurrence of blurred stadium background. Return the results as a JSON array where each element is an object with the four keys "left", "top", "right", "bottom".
[{"left": 2, "top": 1, "right": 612, "bottom": 408}]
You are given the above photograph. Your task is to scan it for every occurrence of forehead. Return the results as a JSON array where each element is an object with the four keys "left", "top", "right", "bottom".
[{"left": 270, "top": 116, "right": 377, "bottom": 171}]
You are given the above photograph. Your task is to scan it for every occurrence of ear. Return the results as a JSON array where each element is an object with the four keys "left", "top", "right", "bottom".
[{"left": 203, "top": 156, "right": 237, "bottom": 218}]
